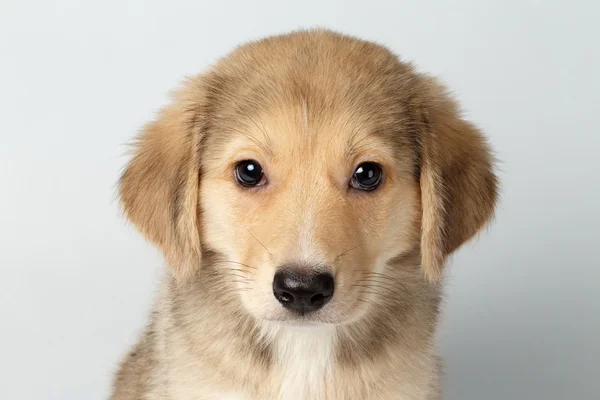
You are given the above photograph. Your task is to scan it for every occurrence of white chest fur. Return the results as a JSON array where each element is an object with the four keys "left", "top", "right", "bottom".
[{"left": 267, "top": 324, "right": 336, "bottom": 400}]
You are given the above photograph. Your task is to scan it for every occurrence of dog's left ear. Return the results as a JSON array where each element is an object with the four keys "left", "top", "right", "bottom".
[
  {"left": 416, "top": 77, "right": 499, "bottom": 281},
  {"left": 119, "top": 77, "right": 207, "bottom": 280}
]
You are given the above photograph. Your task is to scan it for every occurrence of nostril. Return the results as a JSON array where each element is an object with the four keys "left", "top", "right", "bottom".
[
  {"left": 277, "top": 291, "right": 294, "bottom": 304},
  {"left": 309, "top": 293, "right": 326, "bottom": 306}
]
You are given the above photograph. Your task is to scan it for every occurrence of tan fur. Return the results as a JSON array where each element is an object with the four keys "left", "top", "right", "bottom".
[{"left": 111, "top": 29, "right": 498, "bottom": 400}]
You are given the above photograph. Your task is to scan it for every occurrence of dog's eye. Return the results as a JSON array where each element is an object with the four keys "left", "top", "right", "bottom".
[
  {"left": 235, "top": 160, "right": 264, "bottom": 187},
  {"left": 351, "top": 162, "right": 382, "bottom": 190}
]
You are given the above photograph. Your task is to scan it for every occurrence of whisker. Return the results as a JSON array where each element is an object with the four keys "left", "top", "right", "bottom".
[
  {"left": 204, "top": 260, "right": 257, "bottom": 270},
  {"left": 218, "top": 288, "right": 251, "bottom": 297},
  {"left": 238, "top": 110, "right": 273, "bottom": 151},
  {"left": 354, "top": 288, "right": 387, "bottom": 299},
  {"left": 202, "top": 280, "right": 251, "bottom": 292},
  {"left": 245, "top": 228, "right": 272, "bottom": 257},
  {"left": 224, "top": 126, "right": 271, "bottom": 156},
  {"left": 355, "top": 278, "right": 404, "bottom": 291},
  {"left": 360, "top": 271, "right": 403, "bottom": 279},
  {"left": 355, "top": 276, "right": 405, "bottom": 289},
  {"left": 334, "top": 243, "right": 363, "bottom": 261},
  {"left": 358, "top": 272, "right": 410, "bottom": 290},
  {"left": 352, "top": 283, "right": 406, "bottom": 298},
  {"left": 217, "top": 268, "right": 254, "bottom": 276},
  {"left": 345, "top": 118, "right": 372, "bottom": 159},
  {"left": 226, "top": 274, "right": 253, "bottom": 281},
  {"left": 353, "top": 272, "right": 413, "bottom": 295}
]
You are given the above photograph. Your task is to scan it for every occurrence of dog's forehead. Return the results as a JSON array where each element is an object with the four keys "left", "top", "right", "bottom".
[
  {"left": 203, "top": 95, "right": 414, "bottom": 172},
  {"left": 201, "top": 31, "right": 418, "bottom": 165},
  {"left": 208, "top": 101, "right": 400, "bottom": 168}
]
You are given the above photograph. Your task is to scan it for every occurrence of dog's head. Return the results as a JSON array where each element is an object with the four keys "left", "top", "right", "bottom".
[{"left": 119, "top": 30, "right": 497, "bottom": 325}]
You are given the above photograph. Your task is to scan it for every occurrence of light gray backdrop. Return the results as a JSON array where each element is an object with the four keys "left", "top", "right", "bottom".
[{"left": 1, "top": 1, "right": 598, "bottom": 399}]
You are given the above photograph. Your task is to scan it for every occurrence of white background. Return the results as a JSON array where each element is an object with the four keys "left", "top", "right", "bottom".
[{"left": 1, "top": 1, "right": 599, "bottom": 399}]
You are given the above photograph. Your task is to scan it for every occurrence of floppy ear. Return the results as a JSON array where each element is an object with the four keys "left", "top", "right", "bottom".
[
  {"left": 119, "top": 77, "right": 207, "bottom": 280},
  {"left": 417, "top": 78, "right": 498, "bottom": 281}
]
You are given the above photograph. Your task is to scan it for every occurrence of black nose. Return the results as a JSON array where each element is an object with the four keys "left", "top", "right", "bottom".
[{"left": 273, "top": 268, "right": 334, "bottom": 313}]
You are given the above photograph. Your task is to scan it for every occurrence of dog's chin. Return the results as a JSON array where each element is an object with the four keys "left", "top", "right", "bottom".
[{"left": 259, "top": 307, "right": 353, "bottom": 327}]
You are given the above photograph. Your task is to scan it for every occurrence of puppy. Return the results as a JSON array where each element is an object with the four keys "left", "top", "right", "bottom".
[{"left": 111, "top": 29, "right": 498, "bottom": 400}]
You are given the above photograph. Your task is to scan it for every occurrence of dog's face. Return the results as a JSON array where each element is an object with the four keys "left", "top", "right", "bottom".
[
  {"left": 119, "top": 30, "right": 497, "bottom": 326},
  {"left": 199, "top": 101, "right": 419, "bottom": 324}
]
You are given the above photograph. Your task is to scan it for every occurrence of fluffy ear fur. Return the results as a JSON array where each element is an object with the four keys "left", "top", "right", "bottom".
[
  {"left": 417, "top": 78, "right": 498, "bottom": 281},
  {"left": 119, "top": 77, "right": 207, "bottom": 280}
]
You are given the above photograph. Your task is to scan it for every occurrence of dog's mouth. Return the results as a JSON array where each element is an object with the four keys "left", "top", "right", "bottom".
[
  {"left": 261, "top": 297, "right": 356, "bottom": 326},
  {"left": 264, "top": 311, "right": 336, "bottom": 326},
  {"left": 272, "top": 316, "right": 328, "bottom": 326}
]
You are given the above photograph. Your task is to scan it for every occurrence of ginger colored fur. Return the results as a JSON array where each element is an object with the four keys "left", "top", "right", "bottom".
[{"left": 111, "top": 29, "right": 498, "bottom": 400}]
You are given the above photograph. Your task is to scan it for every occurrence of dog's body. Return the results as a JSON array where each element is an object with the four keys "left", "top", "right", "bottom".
[{"left": 111, "top": 30, "right": 497, "bottom": 400}]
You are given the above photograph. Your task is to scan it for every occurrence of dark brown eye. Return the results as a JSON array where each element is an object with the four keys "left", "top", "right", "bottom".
[
  {"left": 235, "top": 160, "right": 264, "bottom": 187},
  {"left": 351, "top": 162, "right": 382, "bottom": 190}
]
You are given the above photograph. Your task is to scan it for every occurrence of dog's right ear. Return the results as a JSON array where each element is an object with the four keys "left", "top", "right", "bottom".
[{"left": 119, "top": 77, "right": 208, "bottom": 280}]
